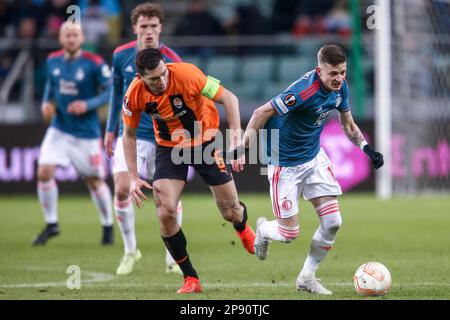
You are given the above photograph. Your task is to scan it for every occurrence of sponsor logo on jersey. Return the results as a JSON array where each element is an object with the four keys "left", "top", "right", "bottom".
[
  {"left": 125, "top": 65, "right": 134, "bottom": 73},
  {"left": 75, "top": 68, "right": 84, "bottom": 81},
  {"left": 173, "top": 97, "right": 183, "bottom": 109},
  {"left": 53, "top": 68, "right": 61, "bottom": 76},
  {"left": 284, "top": 94, "right": 296, "bottom": 106},
  {"left": 59, "top": 79, "right": 78, "bottom": 95},
  {"left": 314, "top": 110, "right": 332, "bottom": 127}
]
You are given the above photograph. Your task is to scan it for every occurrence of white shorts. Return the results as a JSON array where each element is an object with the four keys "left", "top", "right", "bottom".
[
  {"left": 268, "top": 148, "right": 342, "bottom": 219},
  {"left": 112, "top": 137, "right": 156, "bottom": 180},
  {"left": 38, "top": 127, "right": 105, "bottom": 178}
]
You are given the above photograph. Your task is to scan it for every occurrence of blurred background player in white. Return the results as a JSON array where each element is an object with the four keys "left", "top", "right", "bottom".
[
  {"left": 33, "top": 22, "right": 114, "bottom": 246},
  {"left": 104, "top": 3, "right": 185, "bottom": 275},
  {"left": 243, "top": 44, "right": 384, "bottom": 295}
]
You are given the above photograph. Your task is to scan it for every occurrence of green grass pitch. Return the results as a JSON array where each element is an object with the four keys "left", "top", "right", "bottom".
[{"left": 0, "top": 193, "right": 449, "bottom": 300}]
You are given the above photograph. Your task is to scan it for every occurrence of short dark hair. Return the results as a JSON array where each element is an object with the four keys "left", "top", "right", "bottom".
[
  {"left": 318, "top": 44, "right": 347, "bottom": 65},
  {"left": 131, "top": 3, "right": 164, "bottom": 25},
  {"left": 135, "top": 48, "right": 164, "bottom": 75}
]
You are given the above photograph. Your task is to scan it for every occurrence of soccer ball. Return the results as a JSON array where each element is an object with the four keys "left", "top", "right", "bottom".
[{"left": 353, "top": 262, "right": 392, "bottom": 296}]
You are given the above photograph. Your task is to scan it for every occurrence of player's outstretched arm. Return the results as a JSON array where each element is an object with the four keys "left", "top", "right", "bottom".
[
  {"left": 243, "top": 102, "right": 277, "bottom": 149},
  {"left": 338, "top": 110, "right": 384, "bottom": 169},
  {"left": 123, "top": 124, "right": 152, "bottom": 208},
  {"left": 214, "top": 88, "right": 244, "bottom": 172}
]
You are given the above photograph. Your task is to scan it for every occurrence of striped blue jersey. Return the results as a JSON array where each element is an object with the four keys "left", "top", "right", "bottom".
[
  {"left": 106, "top": 41, "right": 182, "bottom": 142},
  {"left": 265, "top": 69, "right": 350, "bottom": 166},
  {"left": 43, "top": 50, "right": 112, "bottom": 138}
]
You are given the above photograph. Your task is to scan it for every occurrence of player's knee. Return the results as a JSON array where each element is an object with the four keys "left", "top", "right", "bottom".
[
  {"left": 85, "top": 177, "right": 102, "bottom": 190},
  {"left": 115, "top": 183, "right": 130, "bottom": 200},
  {"left": 157, "top": 203, "right": 177, "bottom": 224},
  {"left": 325, "top": 214, "right": 343, "bottom": 234},
  {"left": 37, "top": 166, "right": 54, "bottom": 181}
]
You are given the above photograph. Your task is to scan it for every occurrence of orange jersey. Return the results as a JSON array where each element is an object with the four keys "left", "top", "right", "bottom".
[{"left": 122, "top": 63, "right": 223, "bottom": 147}]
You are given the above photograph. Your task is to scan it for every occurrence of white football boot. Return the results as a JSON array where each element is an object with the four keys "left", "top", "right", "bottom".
[
  {"left": 116, "top": 249, "right": 142, "bottom": 275},
  {"left": 296, "top": 274, "right": 332, "bottom": 295},
  {"left": 254, "top": 217, "right": 271, "bottom": 260}
]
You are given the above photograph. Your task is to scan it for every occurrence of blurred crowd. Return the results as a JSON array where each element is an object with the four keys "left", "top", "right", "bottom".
[{"left": 0, "top": 0, "right": 352, "bottom": 44}]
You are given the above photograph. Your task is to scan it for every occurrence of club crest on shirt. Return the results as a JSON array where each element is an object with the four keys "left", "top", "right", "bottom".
[
  {"left": 282, "top": 199, "right": 292, "bottom": 210},
  {"left": 284, "top": 94, "right": 296, "bottom": 106},
  {"left": 52, "top": 68, "right": 60, "bottom": 76},
  {"left": 101, "top": 64, "right": 112, "bottom": 78},
  {"left": 75, "top": 68, "right": 84, "bottom": 81},
  {"left": 336, "top": 95, "right": 342, "bottom": 108},
  {"left": 173, "top": 97, "right": 183, "bottom": 109},
  {"left": 122, "top": 97, "right": 132, "bottom": 116}
]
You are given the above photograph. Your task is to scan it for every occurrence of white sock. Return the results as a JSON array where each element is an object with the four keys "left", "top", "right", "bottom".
[
  {"left": 300, "top": 200, "right": 342, "bottom": 279},
  {"left": 114, "top": 196, "right": 136, "bottom": 255},
  {"left": 165, "top": 200, "right": 183, "bottom": 266},
  {"left": 89, "top": 182, "right": 114, "bottom": 227},
  {"left": 259, "top": 220, "right": 299, "bottom": 243},
  {"left": 37, "top": 180, "right": 58, "bottom": 224}
]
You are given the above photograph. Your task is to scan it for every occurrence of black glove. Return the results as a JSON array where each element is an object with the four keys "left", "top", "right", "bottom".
[{"left": 363, "top": 144, "right": 384, "bottom": 169}]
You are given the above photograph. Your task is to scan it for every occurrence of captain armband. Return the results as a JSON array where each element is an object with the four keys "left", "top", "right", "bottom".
[{"left": 201, "top": 76, "right": 221, "bottom": 99}]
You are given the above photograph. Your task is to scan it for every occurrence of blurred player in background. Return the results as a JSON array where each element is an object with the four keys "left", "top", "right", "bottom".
[
  {"left": 104, "top": 3, "right": 185, "bottom": 276},
  {"left": 243, "top": 44, "right": 384, "bottom": 295},
  {"left": 122, "top": 48, "right": 256, "bottom": 293},
  {"left": 33, "top": 22, "right": 114, "bottom": 246}
]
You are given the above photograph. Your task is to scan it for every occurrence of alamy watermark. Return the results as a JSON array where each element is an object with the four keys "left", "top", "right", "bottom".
[
  {"left": 167, "top": 122, "right": 280, "bottom": 173},
  {"left": 66, "top": 265, "right": 81, "bottom": 290},
  {"left": 366, "top": 4, "right": 379, "bottom": 30}
]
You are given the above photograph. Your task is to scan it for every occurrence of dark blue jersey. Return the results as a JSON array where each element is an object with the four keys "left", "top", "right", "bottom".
[
  {"left": 265, "top": 70, "right": 350, "bottom": 166},
  {"left": 106, "top": 41, "right": 182, "bottom": 142},
  {"left": 43, "top": 50, "right": 112, "bottom": 138}
]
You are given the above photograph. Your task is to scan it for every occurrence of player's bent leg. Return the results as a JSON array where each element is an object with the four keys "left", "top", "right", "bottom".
[
  {"left": 113, "top": 172, "right": 138, "bottom": 253},
  {"left": 254, "top": 215, "right": 300, "bottom": 260},
  {"left": 154, "top": 179, "right": 200, "bottom": 292},
  {"left": 85, "top": 177, "right": 114, "bottom": 245},
  {"left": 33, "top": 165, "right": 60, "bottom": 246},
  {"left": 297, "top": 196, "right": 342, "bottom": 295},
  {"left": 209, "top": 181, "right": 256, "bottom": 254},
  {"left": 165, "top": 200, "right": 183, "bottom": 275}
]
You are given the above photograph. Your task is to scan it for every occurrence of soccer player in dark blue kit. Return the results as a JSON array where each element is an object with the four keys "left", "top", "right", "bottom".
[
  {"left": 104, "top": 3, "right": 184, "bottom": 275},
  {"left": 33, "top": 22, "right": 113, "bottom": 246},
  {"left": 243, "top": 44, "right": 384, "bottom": 295}
]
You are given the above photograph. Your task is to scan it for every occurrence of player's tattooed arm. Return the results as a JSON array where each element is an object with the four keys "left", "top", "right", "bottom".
[{"left": 338, "top": 110, "right": 365, "bottom": 147}]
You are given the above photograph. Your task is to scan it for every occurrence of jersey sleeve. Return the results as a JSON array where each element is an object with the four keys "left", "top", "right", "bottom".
[
  {"left": 179, "top": 63, "right": 224, "bottom": 100},
  {"left": 122, "top": 80, "right": 143, "bottom": 129},
  {"left": 270, "top": 88, "right": 303, "bottom": 116},
  {"left": 337, "top": 80, "right": 350, "bottom": 112},
  {"left": 106, "top": 53, "right": 124, "bottom": 133},
  {"left": 270, "top": 76, "right": 320, "bottom": 115},
  {"left": 42, "top": 59, "right": 53, "bottom": 104},
  {"left": 86, "top": 59, "right": 113, "bottom": 111}
]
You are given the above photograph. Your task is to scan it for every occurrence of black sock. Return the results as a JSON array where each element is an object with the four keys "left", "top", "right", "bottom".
[
  {"left": 162, "top": 229, "right": 198, "bottom": 279},
  {"left": 233, "top": 201, "right": 247, "bottom": 232}
]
